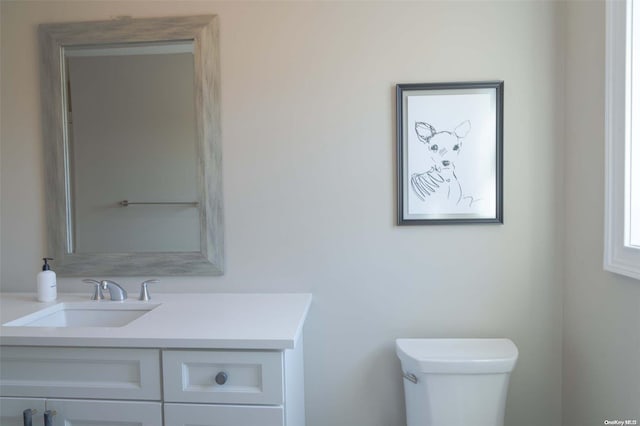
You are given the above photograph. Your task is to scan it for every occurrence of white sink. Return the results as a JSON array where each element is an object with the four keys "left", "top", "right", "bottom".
[{"left": 2, "top": 302, "right": 159, "bottom": 328}]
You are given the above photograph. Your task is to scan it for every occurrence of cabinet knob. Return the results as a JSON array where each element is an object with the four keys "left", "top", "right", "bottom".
[
  {"left": 23, "top": 408, "right": 36, "bottom": 426},
  {"left": 215, "top": 371, "right": 228, "bottom": 385},
  {"left": 44, "top": 410, "right": 56, "bottom": 426}
]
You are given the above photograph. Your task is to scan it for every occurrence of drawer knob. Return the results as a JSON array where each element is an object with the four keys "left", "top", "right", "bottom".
[{"left": 215, "top": 371, "right": 228, "bottom": 385}]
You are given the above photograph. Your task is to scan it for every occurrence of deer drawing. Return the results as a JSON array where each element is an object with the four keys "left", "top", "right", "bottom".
[{"left": 411, "top": 120, "right": 476, "bottom": 207}]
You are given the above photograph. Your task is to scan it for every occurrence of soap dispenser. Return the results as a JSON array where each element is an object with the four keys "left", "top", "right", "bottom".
[{"left": 37, "top": 257, "right": 57, "bottom": 302}]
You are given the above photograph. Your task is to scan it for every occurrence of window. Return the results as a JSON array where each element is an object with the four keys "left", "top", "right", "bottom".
[{"left": 605, "top": 0, "right": 640, "bottom": 280}]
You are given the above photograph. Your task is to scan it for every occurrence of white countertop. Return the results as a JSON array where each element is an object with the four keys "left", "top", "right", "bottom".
[{"left": 0, "top": 293, "right": 312, "bottom": 350}]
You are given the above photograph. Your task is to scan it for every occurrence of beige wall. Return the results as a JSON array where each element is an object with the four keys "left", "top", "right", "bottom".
[
  {"left": 563, "top": 2, "right": 640, "bottom": 425},
  {"left": 1, "top": 1, "right": 565, "bottom": 425}
]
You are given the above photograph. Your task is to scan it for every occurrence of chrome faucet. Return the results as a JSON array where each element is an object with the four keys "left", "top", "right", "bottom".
[{"left": 100, "top": 280, "right": 128, "bottom": 301}]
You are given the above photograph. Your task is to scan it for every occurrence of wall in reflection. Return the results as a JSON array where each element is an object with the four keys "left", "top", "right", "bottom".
[{"left": 66, "top": 47, "right": 199, "bottom": 253}]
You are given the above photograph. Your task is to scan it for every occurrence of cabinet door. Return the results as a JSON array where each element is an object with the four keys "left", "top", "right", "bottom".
[
  {"left": 46, "top": 399, "right": 161, "bottom": 426},
  {"left": 0, "top": 397, "right": 45, "bottom": 426},
  {"left": 0, "top": 346, "right": 161, "bottom": 400},
  {"left": 164, "top": 403, "right": 284, "bottom": 426}
]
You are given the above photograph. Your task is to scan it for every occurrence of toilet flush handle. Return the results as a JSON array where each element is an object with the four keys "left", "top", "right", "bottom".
[{"left": 402, "top": 372, "right": 418, "bottom": 384}]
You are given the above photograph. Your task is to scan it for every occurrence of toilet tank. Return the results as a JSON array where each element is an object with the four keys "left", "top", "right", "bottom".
[{"left": 396, "top": 338, "right": 518, "bottom": 426}]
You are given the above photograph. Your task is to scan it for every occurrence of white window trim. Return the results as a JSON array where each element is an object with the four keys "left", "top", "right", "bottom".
[{"left": 604, "top": 0, "right": 640, "bottom": 280}]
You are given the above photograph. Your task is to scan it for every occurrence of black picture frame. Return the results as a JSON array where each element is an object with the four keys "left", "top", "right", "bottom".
[{"left": 396, "top": 81, "right": 504, "bottom": 225}]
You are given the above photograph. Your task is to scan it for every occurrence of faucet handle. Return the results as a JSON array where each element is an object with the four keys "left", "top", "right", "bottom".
[
  {"left": 139, "top": 279, "right": 159, "bottom": 301},
  {"left": 82, "top": 279, "right": 105, "bottom": 300}
]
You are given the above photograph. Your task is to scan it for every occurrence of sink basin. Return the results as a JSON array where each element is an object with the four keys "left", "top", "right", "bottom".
[{"left": 2, "top": 302, "right": 159, "bottom": 328}]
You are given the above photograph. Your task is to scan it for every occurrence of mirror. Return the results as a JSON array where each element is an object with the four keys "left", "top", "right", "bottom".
[
  {"left": 66, "top": 42, "right": 200, "bottom": 253},
  {"left": 39, "top": 16, "right": 223, "bottom": 276}
]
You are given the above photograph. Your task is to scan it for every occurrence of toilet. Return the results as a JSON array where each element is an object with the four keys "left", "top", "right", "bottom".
[{"left": 396, "top": 338, "right": 518, "bottom": 426}]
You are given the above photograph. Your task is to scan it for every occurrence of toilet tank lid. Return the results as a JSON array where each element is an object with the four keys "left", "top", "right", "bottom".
[{"left": 396, "top": 338, "right": 518, "bottom": 374}]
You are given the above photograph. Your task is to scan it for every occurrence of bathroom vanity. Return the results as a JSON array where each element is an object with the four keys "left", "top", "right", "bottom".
[{"left": 0, "top": 293, "right": 311, "bottom": 426}]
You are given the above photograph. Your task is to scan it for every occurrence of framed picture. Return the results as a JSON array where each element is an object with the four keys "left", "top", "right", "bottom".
[{"left": 396, "top": 81, "right": 504, "bottom": 225}]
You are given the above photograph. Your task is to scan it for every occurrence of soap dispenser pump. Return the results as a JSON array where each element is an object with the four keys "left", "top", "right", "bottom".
[{"left": 37, "top": 257, "right": 57, "bottom": 302}]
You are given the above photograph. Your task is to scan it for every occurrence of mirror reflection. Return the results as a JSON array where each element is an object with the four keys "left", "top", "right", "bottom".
[{"left": 65, "top": 42, "right": 200, "bottom": 253}]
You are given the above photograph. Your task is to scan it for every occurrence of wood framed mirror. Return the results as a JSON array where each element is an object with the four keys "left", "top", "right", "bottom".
[{"left": 39, "top": 16, "right": 223, "bottom": 276}]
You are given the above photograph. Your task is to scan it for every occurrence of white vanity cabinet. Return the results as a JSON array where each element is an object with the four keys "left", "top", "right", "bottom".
[
  {"left": 0, "top": 343, "right": 305, "bottom": 426},
  {"left": 0, "top": 293, "right": 311, "bottom": 426}
]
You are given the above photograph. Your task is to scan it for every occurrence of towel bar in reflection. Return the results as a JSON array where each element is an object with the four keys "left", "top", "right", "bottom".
[{"left": 119, "top": 200, "right": 199, "bottom": 207}]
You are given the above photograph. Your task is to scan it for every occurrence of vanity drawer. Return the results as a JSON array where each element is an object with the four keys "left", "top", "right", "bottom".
[
  {"left": 163, "top": 350, "right": 284, "bottom": 405},
  {"left": 164, "top": 403, "right": 284, "bottom": 426},
  {"left": 0, "top": 346, "right": 161, "bottom": 400}
]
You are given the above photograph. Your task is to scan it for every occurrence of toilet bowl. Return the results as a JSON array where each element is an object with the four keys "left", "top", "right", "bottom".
[{"left": 396, "top": 338, "right": 518, "bottom": 426}]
